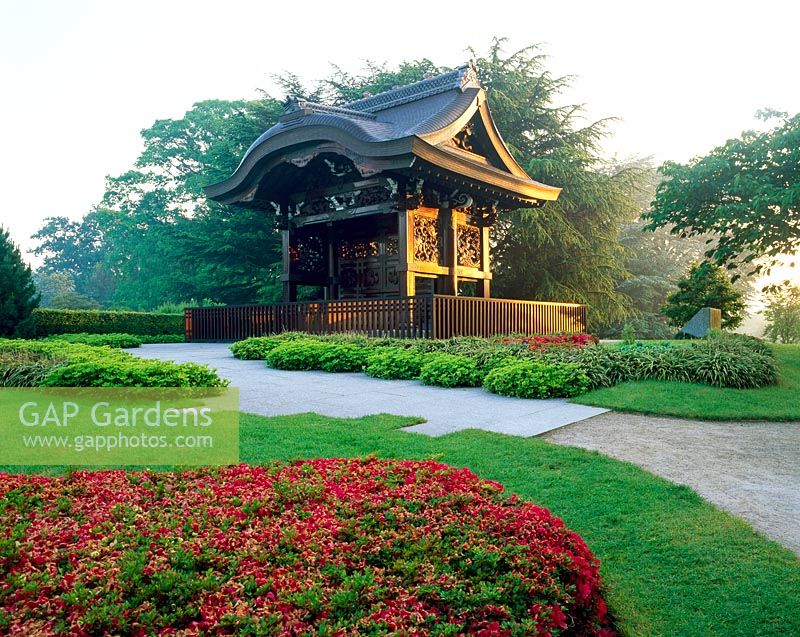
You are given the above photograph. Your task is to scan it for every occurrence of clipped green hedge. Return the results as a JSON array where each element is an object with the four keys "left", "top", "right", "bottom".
[
  {"left": 483, "top": 360, "right": 590, "bottom": 399},
  {"left": 419, "top": 353, "right": 484, "bottom": 387},
  {"left": 138, "top": 334, "right": 185, "bottom": 344},
  {"left": 365, "top": 348, "right": 426, "bottom": 380},
  {"left": 32, "top": 309, "right": 184, "bottom": 337},
  {"left": 43, "top": 333, "right": 143, "bottom": 348},
  {"left": 264, "top": 340, "right": 369, "bottom": 373}
]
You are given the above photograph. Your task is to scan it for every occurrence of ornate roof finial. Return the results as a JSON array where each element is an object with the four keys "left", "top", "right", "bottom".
[
  {"left": 460, "top": 62, "right": 480, "bottom": 90},
  {"left": 283, "top": 96, "right": 306, "bottom": 115}
]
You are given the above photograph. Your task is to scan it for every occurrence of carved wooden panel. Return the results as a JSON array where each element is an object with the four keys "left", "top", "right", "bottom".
[
  {"left": 451, "top": 122, "right": 475, "bottom": 152},
  {"left": 338, "top": 234, "right": 399, "bottom": 298},
  {"left": 413, "top": 215, "right": 439, "bottom": 263},
  {"left": 339, "top": 240, "right": 380, "bottom": 260},
  {"left": 457, "top": 225, "right": 481, "bottom": 268},
  {"left": 290, "top": 235, "right": 326, "bottom": 274}
]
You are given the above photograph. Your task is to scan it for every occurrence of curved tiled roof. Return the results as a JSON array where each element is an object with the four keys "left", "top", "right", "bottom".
[
  {"left": 206, "top": 63, "right": 561, "bottom": 205},
  {"left": 241, "top": 66, "right": 481, "bottom": 160}
]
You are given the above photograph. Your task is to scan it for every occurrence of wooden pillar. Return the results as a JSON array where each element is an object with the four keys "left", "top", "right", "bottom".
[
  {"left": 397, "top": 209, "right": 415, "bottom": 297},
  {"left": 477, "top": 225, "right": 491, "bottom": 298},
  {"left": 281, "top": 229, "right": 297, "bottom": 302},
  {"left": 439, "top": 204, "right": 458, "bottom": 296},
  {"left": 326, "top": 223, "right": 338, "bottom": 300}
]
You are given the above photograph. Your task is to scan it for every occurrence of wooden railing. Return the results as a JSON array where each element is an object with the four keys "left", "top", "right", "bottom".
[
  {"left": 429, "top": 295, "right": 586, "bottom": 339},
  {"left": 185, "top": 295, "right": 586, "bottom": 342}
]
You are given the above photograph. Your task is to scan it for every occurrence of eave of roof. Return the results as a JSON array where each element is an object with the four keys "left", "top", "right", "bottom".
[{"left": 204, "top": 64, "right": 561, "bottom": 204}]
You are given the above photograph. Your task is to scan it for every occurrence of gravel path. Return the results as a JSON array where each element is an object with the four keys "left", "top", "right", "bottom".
[{"left": 543, "top": 412, "right": 800, "bottom": 555}]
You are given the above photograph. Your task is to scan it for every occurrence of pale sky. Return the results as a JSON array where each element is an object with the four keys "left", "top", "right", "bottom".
[{"left": 2, "top": 0, "right": 799, "bottom": 275}]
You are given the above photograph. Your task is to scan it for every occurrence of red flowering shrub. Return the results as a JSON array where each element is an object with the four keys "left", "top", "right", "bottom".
[
  {"left": 0, "top": 459, "right": 615, "bottom": 636},
  {"left": 502, "top": 334, "right": 599, "bottom": 350}
]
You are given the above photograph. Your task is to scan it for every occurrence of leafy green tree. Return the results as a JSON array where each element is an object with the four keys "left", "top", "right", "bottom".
[
  {"left": 31, "top": 212, "right": 112, "bottom": 304},
  {"left": 0, "top": 226, "right": 39, "bottom": 336},
  {"left": 762, "top": 286, "right": 800, "bottom": 343},
  {"left": 33, "top": 100, "right": 284, "bottom": 309},
  {"left": 32, "top": 41, "right": 651, "bottom": 321},
  {"left": 646, "top": 110, "right": 800, "bottom": 278},
  {"left": 611, "top": 220, "right": 710, "bottom": 337},
  {"left": 32, "top": 270, "right": 75, "bottom": 306},
  {"left": 662, "top": 262, "right": 746, "bottom": 330},
  {"left": 50, "top": 292, "right": 102, "bottom": 310},
  {"left": 318, "top": 41, "right": 646, "bottom": 328}
]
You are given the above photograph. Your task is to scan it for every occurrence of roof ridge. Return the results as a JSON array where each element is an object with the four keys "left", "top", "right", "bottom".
[
  {"left": 280, "top": 98, "right": 378, "bottom": 122},
  {"left": 343, "top": 63, "right": 481, "bottom": 114}
]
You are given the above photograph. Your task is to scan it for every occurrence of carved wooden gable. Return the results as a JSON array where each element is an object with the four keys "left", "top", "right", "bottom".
[{"left": 445, "top": 112, "right": 508, "bottom": 172}]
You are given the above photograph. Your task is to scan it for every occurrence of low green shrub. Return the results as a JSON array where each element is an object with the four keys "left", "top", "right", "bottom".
[
  {"left": 266, "top": 341, "right": 329, "bottom": 371},
  {"left": 138, "top": 334, "right": 185, "bottom": 344},
  {"left": 318, "top": 343, "right": 369, "bottom": 373},
  {"left": 0, "top": 339, "right": 226, "bottom": 388},
  {"left": 705, "top": 329, "right": 773, "bottom": 357},
  {"left": 364, "top": 348, "right": 425, "bottom": 380},
  {"left": 44, "top": 333, "right": 143, "bottom": 348},
  {"left": 483, "top": 360, "right": 590, "bottom": 398},
  {"left": 539, "top": 337, "right": 777, "bottom": 389},
  {"left": 231, "top": 333, "right": 319, "bottom": 360},
  {"left": 40, "top": 359, "right": 226, "bottom": 388},
  {"left": 0, "top": 349, "right": 66, "bottom": 387},
  {"left": 419, "top": 353, "right": 484, "bottom": 387},
  {"left": 479, "top": 351, "right": 520, "bottom": 373},
  {"left": 679, "top": 340, "right": 777, "bottom": 388},
  {"left": 32, "top": 308, "right": 184, "bottom": 337}
]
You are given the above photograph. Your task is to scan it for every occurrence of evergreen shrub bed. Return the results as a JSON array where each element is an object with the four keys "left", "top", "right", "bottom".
[
  {"left": 0, "top": 340, "right": 225, "bottom": 388},
  {"left": 138, "top": 334, "right": 185, "bottom": 344},
  {"left": 0, "top": 459, "right": 615, "bottom": 636},
  {"left": 43, "top": 332, "right": 143, "bottom": 348},
  {"left": 231, "top": 333, "right": 316, "bottom": 360},
  {"left": 235, "top": 331, "right": 777, "bottom": 395},
  {"left": 32, "top": 308, "right": 184, "bottom": 337},
  {"left": 540, "top": 335, "right": 777, "bottom": 389}
]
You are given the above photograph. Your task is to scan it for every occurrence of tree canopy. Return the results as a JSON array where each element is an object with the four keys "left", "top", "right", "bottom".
[
  {"left": 32, "top": 40, "right": 654, "bottom": 327},
  {"left": 662, "top": 262, "right": 746, "bottom": 330},
  {"left": 762, "top": 286, "right": 800, "bottom": 344},
  {"left": 646, "top": 110, "right": 800, "bottom": 279}
]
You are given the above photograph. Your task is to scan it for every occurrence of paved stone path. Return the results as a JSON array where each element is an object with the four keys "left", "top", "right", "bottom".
[
  {"left": 544, "top": 413, "right": 800, "bottom": 555},
  {"left": 133, "top": 343, "right": 607, "bottom": 436},
  {"left": 133, "top": 343, "right": 800, "bottom": 554}
]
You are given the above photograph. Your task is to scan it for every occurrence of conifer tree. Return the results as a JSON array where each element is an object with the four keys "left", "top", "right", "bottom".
[{"left": 0, "top": 226, "right": 39, "bottom": 336}]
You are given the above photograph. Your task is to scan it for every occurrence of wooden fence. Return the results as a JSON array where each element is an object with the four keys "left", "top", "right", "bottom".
[{"left": 185, "top": 295, "right": 586, "bottom": 342}]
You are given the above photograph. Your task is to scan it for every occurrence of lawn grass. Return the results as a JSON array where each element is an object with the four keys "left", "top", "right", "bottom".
[
  {"left": 236, "top": 413, "right": 800, "bottom": 637},
  {"left": 3, "top": 412, "right": 799, "bottom": 635},
  {"left": 574, "top": 344, "right": 800, "bottom": 420}
]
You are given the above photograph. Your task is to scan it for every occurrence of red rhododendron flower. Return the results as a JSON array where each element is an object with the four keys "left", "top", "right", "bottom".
[
  {"left": 502, "top": 333, "right": 598, "bottom": 350},
  {"left": 0, "top": 459, "right": 616, "bottom": 636}
]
